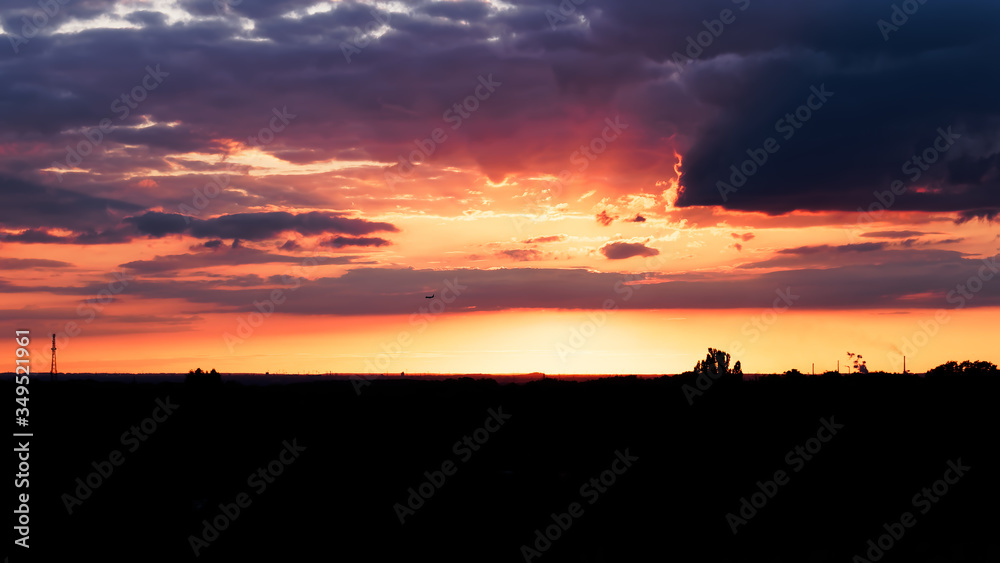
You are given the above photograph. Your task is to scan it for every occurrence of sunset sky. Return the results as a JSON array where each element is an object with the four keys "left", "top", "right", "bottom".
[{"left": 2, "top": 0, "right": 998, "bottom": 375}]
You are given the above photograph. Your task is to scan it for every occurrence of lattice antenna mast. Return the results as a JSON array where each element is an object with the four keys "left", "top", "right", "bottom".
[{"left": 50, "top": 333, "right": 57, "bottom": 381}]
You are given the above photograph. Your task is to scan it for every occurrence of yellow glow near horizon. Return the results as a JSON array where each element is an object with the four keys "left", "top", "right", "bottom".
[{"left": 25, "top": 308, "right": 1000, "bottom": 376}]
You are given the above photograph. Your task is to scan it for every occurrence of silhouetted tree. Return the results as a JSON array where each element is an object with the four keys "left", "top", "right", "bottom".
[
  {"left": 927, "top": 360, "right": 999, "bottom": 376},
  {"left": 961, "top": 360, "right": 998, "bottom": 373},
  {"left": 846, "top": 352, "right": 868, "bottom": 373},
  {"left": 929, "top": 361, "right": 960, "bottom": 376},
  {"left": 693, "top": 348, "right": 740, "bottom": 378},
  {"left": 186, "top": 367, "right": 221, "bottom": 385}
]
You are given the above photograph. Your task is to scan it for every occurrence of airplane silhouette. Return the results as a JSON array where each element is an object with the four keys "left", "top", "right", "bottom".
[{"left": 425, "top": 294, "right": 434, "bottom": 298}]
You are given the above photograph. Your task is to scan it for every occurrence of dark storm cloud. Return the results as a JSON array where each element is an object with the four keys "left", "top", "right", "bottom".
[
  {"left": 670, "top": 0, "right": 1000, "bottom": 214},
  {"left": 0, "top": 0, "right": 653, "bottom": 194},
  {"left": 778, "top": 243, "right": 888, "bottom": 256},
  {"left": 1, "top": 226, "right": 135, "bottom": 245},
  {"left": 211, "top": 0, "right": 320, "bottom": 20},
  {"left": 5, "top": 243, "right": 999, "bottom": 313},
  {"left": 188, "top": 211, "right": 398, "bottom": 239},
  {"left": 738, "top": 246, "right": 959, "bottom": 270},
  {"left": 321, "top": 236, "right": 391, "bottom": 248},
  {"left": 124, "top": 211, "right": 398, "bottom": 241},
  {"left": 4, "top": 229, "right": 65, "bottom": 243},
  {"left": 0, "top": 0, "right": 117, "bottom": 34},
  {"left": 0, "top": 176, "right": 141, "bottom": 233},
  {"left": 216, "top": 274, "right": 267, "bottom": 287},
  {"left": 124, "top": 10, "right": 169, "bottom": 27},
  {"left": 599, "top": 241, "right": 659, "bottom": 260},
  {"left": 955, "top": 208, "right": 1000, "bottom": 224},
  {"left": 120, "top": 247, "right": 359, "bottom": 274},
  {"left": 418, "top": 2, "right": 494, "bottom": 22},
  {"left": 69, "top": 227, "right": 136, "bottom": 244},
  {"left": 496, "top": 248, "right": 545, "bottom": 261},
  {"left": 860, "top": 231, "right": 929, "bottom": 239},
  {"left": 0, "top": 257, "right": 72, "bottom": 269},
  {"left": 124, "top": 211, "right": 189, "bottom": 237},
  {"left": 0, "top": 0, "right": 997, "bottom": 223},
  {"left": 12, "top": 248, "right": 989, "bottom": 315}
]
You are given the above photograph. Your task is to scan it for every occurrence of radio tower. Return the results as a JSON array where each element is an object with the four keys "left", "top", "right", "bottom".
[{"left": 50, "top": 333, "right": 57, "bottom": 381}]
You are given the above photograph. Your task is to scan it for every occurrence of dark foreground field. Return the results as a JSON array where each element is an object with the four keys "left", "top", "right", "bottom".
[{"left": 8, "top": 374, "right": 1000, "bottom": 562}]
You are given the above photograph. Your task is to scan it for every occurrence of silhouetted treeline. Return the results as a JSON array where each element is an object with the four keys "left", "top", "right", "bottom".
[{"left": 927, "top": 360, "right": 999, "bottom": 377}]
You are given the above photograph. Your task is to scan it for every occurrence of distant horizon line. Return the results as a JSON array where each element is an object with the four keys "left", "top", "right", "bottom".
[{"left": 4, "top": 371, "right": 923, "bottom": 377}]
